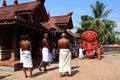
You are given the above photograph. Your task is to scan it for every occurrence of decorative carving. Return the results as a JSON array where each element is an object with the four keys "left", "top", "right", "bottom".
[
  {"left": 81, "top": 30, "right": 99, "bottom": 58},
  {"left": 14, "top": 0, "right": 18, "bottom": 5},
  {"left": 2, "top": 0, "right": 6, "bottom": 7},
  {"left": 67, "top": 12, "right": 73, "bottom": 16},
  {"left": 36, "top": 0, "right": 45, "bottom": 4}
]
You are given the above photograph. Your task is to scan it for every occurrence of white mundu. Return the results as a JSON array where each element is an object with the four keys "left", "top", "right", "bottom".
[
  {"left": 79, "top": 48, "right": 84, "bottom": 59},
  {"left": 59, "top": 49, "right": 71, "bottom": 75},
  {"left": 22, "top": 50, "right": 33, "bottom": 68},
  {"left": 42, "top": 47, "right": 49, "bottom": 62},
  {"left": 20, "top": 48, "right": 23, "bottom": 63}
]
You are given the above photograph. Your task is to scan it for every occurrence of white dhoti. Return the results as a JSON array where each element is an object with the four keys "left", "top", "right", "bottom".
[
  {"left": 20, "top": 48, "right": 23, "bottom": 63},
  {"left": 42, "top": 47, "right": 49, "bottom": 62},
  {"left": 52, "top": 48, "right": 56, "bottom": 59},
  {"left": 22, "top": 50, "right": 33, "bottom": 68},
  {"left": 79, "top": 48, "right": 84, "bottom": 59},
  {"left": 49, "top": 53, "right": 53, "bottom": 62},
  {"left": 59, "top": 49, "right": 71, "bottom": 75}
]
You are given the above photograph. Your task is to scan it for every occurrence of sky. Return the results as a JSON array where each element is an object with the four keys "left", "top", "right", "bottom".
[{"left": 0, "top": 0, "right": 120, "bottom": 32}]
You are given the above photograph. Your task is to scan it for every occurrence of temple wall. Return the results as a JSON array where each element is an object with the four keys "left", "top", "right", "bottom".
[
  {"left": 0, "top": 27, "right": 12, "bottom": 60},
  {"left": 103, "top": 45, "right": 120, "bottom": 52}
]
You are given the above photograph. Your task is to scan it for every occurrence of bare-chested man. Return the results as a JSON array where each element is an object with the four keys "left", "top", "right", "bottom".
[
  {"left": 38, "top": 33, "right": 50, "bottom": 72},
  {"left": 96, "top": 44, "right": 104, "bottom": 60},
  {"left": 57, "top": 33, "right": 72, "bottom": 77},
  {"left": 19, "top": 35, "right": 34, "bottom": 78}
]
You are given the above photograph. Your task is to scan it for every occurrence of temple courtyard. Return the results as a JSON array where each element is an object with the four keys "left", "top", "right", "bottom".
[{"left": 0, "top": 52, "right": 120, "bottom": 80}]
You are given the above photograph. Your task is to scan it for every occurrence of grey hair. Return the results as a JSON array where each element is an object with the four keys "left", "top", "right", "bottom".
[
  {"left": 44, "top": 33, "right": 48, "bottom": 36},
  {"left": 61, "top": 33, "right": 66, "bottom": 37}
]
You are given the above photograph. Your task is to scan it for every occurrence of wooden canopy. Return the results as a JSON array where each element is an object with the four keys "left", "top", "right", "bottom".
[
  {"left": 0, "top": 0, "right": 49, "bottom": 31},
  {"left": 0, "top": 0, "right": 49, "bottom": 61},
  {"left": 42, "top": 12, "right": 73, "bottom": 33}
]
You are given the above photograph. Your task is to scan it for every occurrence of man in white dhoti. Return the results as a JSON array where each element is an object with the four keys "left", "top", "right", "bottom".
[
  {"left": 57, "top": 33, "right": 72, "bottom": 77},
  {"left": 22, "top": 50, "right": 33, "bottom": 68},
  {"left": 38, "top": 33, "right": 50, "bottom": 72},
  {"left": 78, "top": 44, "right": 84, "bottom": 59},
  {"left": 19, "top": 48, "right": 23, "bottom": 70},
  {"left": 19, "top": 35, "right": 34, "bottom": 78}
]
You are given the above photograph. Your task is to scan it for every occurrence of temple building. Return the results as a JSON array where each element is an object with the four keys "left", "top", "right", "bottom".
[
  {"left": 42, "top": 12, "right": 77, "bottom": 45},
  {"left": 0, "top": 0, "right": 77, "bottom": 71}
]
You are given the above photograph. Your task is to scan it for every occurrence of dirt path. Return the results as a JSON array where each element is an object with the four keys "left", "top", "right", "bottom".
[{"left": 0, "top": 52, "right": 120, "bottom": 80}]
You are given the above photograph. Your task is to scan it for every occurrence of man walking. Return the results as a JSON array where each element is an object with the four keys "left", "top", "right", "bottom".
[{"left": 38, "top": 33, "right": 50, "bottom": 72}]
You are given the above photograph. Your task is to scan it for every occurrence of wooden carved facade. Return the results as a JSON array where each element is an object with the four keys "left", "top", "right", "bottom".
[
  {"left": 42, "top": 12, "right": 77, "bottom": 46},
  {"left": 0, "top": 0, "right": 76, "bottom": 62},
  {"left": 0, "top": 0, "right": 49, "bottom": 61}
]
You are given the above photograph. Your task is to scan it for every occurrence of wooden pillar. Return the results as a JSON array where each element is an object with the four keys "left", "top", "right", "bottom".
[
  {"left": 10, "top": 26, "right": 17, "bottom": 61},
  {"left": 0, "top": 46, "right": 2, "bottom": 60}
]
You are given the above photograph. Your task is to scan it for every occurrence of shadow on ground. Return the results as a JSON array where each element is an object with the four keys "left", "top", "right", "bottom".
[
  {"left": 71, "top": 66, "right": 79, "bottom": 77},
  {"left": 33, "top": 66, "right": 58, "bottom": 77},
  {"left": 0, "top": 74, "right": 11, "bottom": 80},
  {"left": 48, "top": 66, "right": 59, "bottom": 71},
  {"left": 72, "top": 66, "right": 79, "bottom": 69},
  {"left": 71, "top": 70, "right": 79, "bottom": 77}
]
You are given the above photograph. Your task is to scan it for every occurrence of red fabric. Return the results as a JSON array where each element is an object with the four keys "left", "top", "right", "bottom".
[
  {"left": 33, "top": 50, "right": 42, "bottom": 58},
  {"left": 55, "top": 50, "right": 59, "bottom": 56},
  {"left": 81, "top": 30, "right": 99, "bottom": 58}
]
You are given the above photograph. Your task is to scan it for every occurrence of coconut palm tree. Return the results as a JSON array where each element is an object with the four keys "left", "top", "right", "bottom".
[{"left": 76, "top": 1, "right": 118, "bottom": 44}]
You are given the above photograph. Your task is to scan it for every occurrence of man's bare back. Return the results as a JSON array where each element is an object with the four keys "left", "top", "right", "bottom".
[
  {"left": 19, "top": 40, "right": 31, "bottom": 51},
  {"left": 58, "top": 33, "right": 72, "bottom": 50},
  {"left": 42, "top": 38, "right": 50, "bottom": 50},
  {"left": 58, "top": 38, "right": 70, "bottom": 49}
]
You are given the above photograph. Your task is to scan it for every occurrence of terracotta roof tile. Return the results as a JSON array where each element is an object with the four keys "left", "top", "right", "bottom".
[
  {"left": 0, "top": 11, "right": 15, "bottom": 20},
  {"left": 42, "top": 18, "right": 63, "bottom": 32},
  {"left": 0, "top": 2, "right": 40, "bottom": 20},
  {"left": 51, "top": 15, "right": 70, "bottom": 24},
  {"left": 67, "top": 31, "right": 78, "bottom": 39},
  {"left": 42, "top": 13, "right": 73, "bottom": 32},
  {"left": 15, "top": 2, "right": 40, "bottom": 11},
  {"left": 50, "top": 13, "right": 73, "bottom": 29}
]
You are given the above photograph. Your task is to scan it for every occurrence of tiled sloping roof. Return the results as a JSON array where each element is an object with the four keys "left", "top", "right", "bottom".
[
  {"left": 51, "top": 15, "right": 70, "bottom": 24},
  {"left": 50, "top": 12, "right": 73, "bottom": 29},
  {"left": 15, "top": 2, "right": 40, "bottom": 11},
  {"left": 67, "top": 31, "right": 78, "bottom": 39},
  {"left": 42, "top": 17, "right": 63, "bottom": 32},
  {"left": 0, "top": 1, "right": 40, "bottom": 20},
  {"left": 42, "top": 13, "right": 73, "bottom": 32},
  {"left": 0, "top": 11, "right": 15, "bottom": 20}
]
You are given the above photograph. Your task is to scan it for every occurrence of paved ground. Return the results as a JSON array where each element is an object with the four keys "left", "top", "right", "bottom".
[{"left": 0, "top": 52, "right": 120, "bottom": 80}]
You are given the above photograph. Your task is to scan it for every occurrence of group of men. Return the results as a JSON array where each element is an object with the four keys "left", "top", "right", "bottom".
[{"left": 19, "top": 33, "right": 72, "bottom": 78}]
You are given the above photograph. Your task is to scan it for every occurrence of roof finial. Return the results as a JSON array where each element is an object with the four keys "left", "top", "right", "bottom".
[
  {"left": 47, "top": 11, "right": 50, "bottom": 19},
  {"left": 67, "top": 12, "right": 73, "bottom": 16},
  {"left": 2, "top": 0, "right": 6, "bottom": 7},
  {"left": 36, "top": 0, "right": 40, "bottom": 2},
  {"left": 36, "top": 0, "right": 45, "bottom": 4},
  {"left": 14, "top": 0, "right": 18, "bottom": 5}
]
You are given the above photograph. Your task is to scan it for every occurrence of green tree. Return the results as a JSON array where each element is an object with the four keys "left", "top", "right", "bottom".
[{"left": 76, "top": 1, "right": 118, "bottom": 44}]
